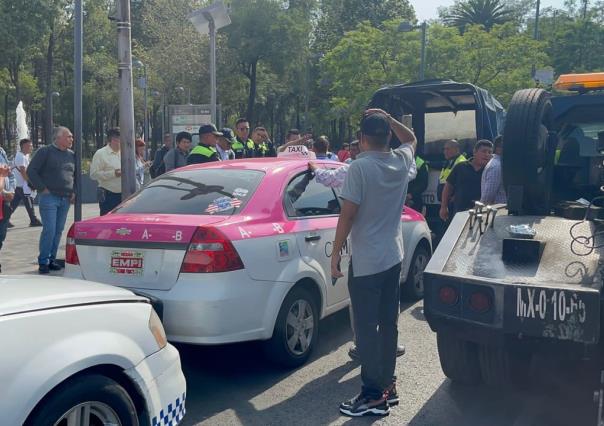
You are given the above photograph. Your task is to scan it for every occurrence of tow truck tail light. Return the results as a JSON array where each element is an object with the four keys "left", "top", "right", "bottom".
[
  {"left": 439, "top": 286, "right": 458, "bottom": 306},
  {"left": 469, "top": 291, "right": 492, "bottom": 313},
  {"left": 66, "top": 224, "right": 80, "bottom": 265},
  {"left": 180, "top": 227, "right": 244, "bottom": 273}
]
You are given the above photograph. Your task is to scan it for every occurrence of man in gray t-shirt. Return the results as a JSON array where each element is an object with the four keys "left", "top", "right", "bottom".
[{"left": 334, "top": 109, "right": 416, "bottom": 417}]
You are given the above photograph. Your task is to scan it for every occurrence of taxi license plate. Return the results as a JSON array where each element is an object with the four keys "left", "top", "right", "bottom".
[
  {"left": 110, "top": 250, "right": 144, "bottom": 275},
  {"left": 504, "top": 286, "right": 600, "bottom": 344}
]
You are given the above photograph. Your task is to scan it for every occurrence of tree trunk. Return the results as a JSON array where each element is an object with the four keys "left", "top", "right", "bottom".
[
  {"left": 246, "top": 61, "right": 257, "bottom": 124},
  {"left": 45, "top": 20, "right": 56, "bottom": 144}
]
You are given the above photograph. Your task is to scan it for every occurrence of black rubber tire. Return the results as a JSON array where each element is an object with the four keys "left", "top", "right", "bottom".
[
  {"left": 402, "top": 244, "right": 431, "bottom": 300},
  {"left": 502, "top": 88, "right": 556, "bottom": 215},
  {"left": 27, "top": 374, "right": 139, "bottom": 426},
  {"left": 437, "top": 332, "right": 482, "bottom": 385},
  {"left": 478, "top": 343, "right": 532, "bottom": 387},
  {"left": 263, "top": 287, "right": 319, "bottom": 368}
]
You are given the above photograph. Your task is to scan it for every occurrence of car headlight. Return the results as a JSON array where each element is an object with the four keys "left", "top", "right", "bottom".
[{"left": 148, "top": 308, "right": 167, "bottom": 349}]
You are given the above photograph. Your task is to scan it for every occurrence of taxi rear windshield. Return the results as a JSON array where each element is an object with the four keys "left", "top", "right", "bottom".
[{"left": 115, "top": 169, "right": 264, "bottom": 215}]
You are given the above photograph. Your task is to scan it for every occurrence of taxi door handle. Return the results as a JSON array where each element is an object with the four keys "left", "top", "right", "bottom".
[{"left": 305, "top": 235, "right": 321, "bottom": 242}]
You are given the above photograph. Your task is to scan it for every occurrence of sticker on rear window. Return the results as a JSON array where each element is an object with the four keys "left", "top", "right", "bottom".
[
  {"left": 205, "top": 197, "right": 242, "bottom": 214},
  {"left": 233, "top": 188, "right": 249, "bottom": 198}
]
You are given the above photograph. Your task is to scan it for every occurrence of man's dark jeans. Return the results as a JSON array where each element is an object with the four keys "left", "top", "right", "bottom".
[
  {"left": 99, "top": 189, "right": 122, "bottom": 216},
  {"left": 348, "top": 261, "right": 401, "bottom": 399},
  {"left": 0, "top": 202, "right": 13, "bottom": 250}
]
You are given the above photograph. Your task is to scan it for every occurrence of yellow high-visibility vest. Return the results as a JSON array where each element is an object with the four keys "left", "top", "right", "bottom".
[{"left": 439, "top": 154, "right": 466, "bottom": 183}]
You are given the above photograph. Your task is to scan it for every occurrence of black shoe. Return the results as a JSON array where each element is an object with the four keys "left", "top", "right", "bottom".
[
  {"left": 339, "top": 393, "right": 389, "bottom": 417},
  {"left": 7, "top": 222, "right": 14, "bottom": 228},
  {"left": 397, "top": 344, "right": 406, "bottom": 357},
  {"left": 29, "top": 220, "right": 42, "bottom": 227},
  {"left": 385, "top": 383, "right": 399, "bottom": 406},
  {"left": 39, "top": 264, "right": 50, "bottom": 274},
  {"left": 48, "top": 262, "right": 63, "bottom": 271}
]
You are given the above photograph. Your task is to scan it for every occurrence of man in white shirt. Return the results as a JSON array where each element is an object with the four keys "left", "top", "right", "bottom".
[
  {"left": 10, "top": 139, "right": 41, "bottom": 226},
  {"left": 90, "top": 128, "right": 122, "bottom": 215},
  {"left": 216, "top": 128, "right": 236, "bottom": 160}
]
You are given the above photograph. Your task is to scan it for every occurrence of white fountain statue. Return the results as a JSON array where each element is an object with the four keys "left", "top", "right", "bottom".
[{"left": 16, "top": 101, "right": 29, "bottom": 151}]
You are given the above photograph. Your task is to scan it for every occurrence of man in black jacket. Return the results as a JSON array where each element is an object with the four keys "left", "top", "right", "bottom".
[{"left": 150, "top": 133, "right": 173, "bottom": 178}]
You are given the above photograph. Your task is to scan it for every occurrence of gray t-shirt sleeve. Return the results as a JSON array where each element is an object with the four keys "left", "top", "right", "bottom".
[{"left": 341, "top": 161, "right": 363, "bottom": 205}]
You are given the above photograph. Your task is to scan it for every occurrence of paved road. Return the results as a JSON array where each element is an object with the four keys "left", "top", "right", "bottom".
[{"left": 3, "top": 205, "right": 602, "bottom": 425}]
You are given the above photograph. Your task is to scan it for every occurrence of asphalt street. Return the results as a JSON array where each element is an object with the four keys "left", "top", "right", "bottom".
[{"left": 3, "top": 205, "right": 603, "bottom": 425}]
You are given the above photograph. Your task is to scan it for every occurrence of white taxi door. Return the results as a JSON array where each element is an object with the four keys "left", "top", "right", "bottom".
[{"left": 284, "top": 171, "right": 350, "bottom": 308}]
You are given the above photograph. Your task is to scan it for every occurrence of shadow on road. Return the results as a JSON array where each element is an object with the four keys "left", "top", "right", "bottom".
[
  {"left": 408, "top": 356, "right": 600, "bottom": 426},
  {"left": 178, "top": 309, "right": 360, "bottom": 425}
]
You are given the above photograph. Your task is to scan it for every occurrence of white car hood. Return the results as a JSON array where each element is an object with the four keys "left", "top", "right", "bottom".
[{"left": 0, "top": 275, "right": 145, "bottom": 316}]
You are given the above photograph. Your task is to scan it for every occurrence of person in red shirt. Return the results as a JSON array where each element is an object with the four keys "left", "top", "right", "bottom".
[{"left": 337, "top": 143, "right": 351, "bottom": 162}]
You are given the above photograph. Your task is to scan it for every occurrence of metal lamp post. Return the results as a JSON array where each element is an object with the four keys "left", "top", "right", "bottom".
[
  {"left": 176, "top": 86, "right": 191, "bottom": 104},
  {"left": 398, "top": 21, "right": 428, "bottom": 81},
  {"left": 74, "top": 0, "right": 83, "bottom": 221},
  {"left": 188, "top": 1, "right": 231, "bottom": 124},
  {"left": 50, "top": 92, "right": 60, "bottom": 128},
  {"left": 133, "top": 59, "right": 148, "bottom": 142}
]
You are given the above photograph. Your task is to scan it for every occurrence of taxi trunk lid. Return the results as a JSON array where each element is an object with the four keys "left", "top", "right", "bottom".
[{"left": 73, "top": 214, "right": 226, "bottom": 291}]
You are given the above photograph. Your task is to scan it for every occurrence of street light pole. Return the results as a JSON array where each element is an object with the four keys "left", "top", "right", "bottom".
[
  {"left": 116, "top": 0, "right": 137, "bottom": 199},
  {"left": 50, "top": 92, "right": 60, "bottom": 128},
  {"left": 207, "top": 14, "right": 217, "bottom": 123},
  {"left": 420, "top": 22, "right": 427, "bottom": 81},
  {"left": 74, "top": 0, "right": 83, "bottom": 222},
  {"left": 134, "top": 60, "right": 148, "bottom": 142}
]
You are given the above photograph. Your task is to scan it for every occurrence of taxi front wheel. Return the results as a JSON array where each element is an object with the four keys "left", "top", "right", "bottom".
[
  {"left": 264, "top": 287, "right": 319, "bottom": 368},
  {"left": 27, "top": 374, "right": 139, "bottom": 426}
]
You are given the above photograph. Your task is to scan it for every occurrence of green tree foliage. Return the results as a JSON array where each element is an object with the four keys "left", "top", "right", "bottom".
[
  {"left": 313, "top": 0, "right": 415, "bottom": 54},
  {"left": 442, "top": 0, "right": 515, "bottom": 31},
  {"left": 321, "top": 22, "right": 548, "bottom": 123}
]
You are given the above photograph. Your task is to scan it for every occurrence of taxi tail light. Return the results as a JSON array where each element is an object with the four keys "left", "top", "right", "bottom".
[
  {"left": 180, "top": 227, "right": 244, "bottom": 273},
  {"left": 66, "top": 224, "right": 80, "bottom": 265}
]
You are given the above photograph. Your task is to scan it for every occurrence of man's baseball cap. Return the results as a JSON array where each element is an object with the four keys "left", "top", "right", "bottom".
[
  {"left": 199, "top": 124, "right": 223, "bottom": 136},
  {"left": 360, "top": 112, "right": 390, "bottom": 137},
  {"left": 220, "top": 128, "right": 235, "bottom": 143}
]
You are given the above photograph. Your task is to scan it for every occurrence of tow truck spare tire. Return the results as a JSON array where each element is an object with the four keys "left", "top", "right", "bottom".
[
  {"left": 436, "top": 332, "right": 481, "bottom": 385},
  {"left": 502, "top": 88, "right": 557, "bottom": 215}
]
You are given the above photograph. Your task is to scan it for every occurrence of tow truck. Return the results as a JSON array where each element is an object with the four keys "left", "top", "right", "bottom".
[{"left": 422, "top": 72, "right": 604, "bottom": 386}]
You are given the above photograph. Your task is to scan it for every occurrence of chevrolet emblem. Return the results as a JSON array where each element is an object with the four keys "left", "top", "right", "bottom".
[{"left": 115, "top": 228, "right": 132, "bottom": 236}]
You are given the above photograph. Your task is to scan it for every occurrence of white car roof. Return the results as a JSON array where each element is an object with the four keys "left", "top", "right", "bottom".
[{"left": 0, "top": 276, "right": 145, "bottom": 317}]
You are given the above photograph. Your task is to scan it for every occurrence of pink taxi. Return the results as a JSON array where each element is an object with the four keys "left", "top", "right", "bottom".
[{"left": 65, "top": 158, "right": 432, "bottom": 366}]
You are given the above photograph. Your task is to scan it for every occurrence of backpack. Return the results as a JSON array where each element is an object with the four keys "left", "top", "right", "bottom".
[{"left": 150, "top": 147, "right": 167, "bottom": 178}]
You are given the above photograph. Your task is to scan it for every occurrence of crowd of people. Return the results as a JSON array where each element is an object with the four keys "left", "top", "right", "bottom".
[{"left": 0, "top": 113, "right": 507, "bottom": 418}]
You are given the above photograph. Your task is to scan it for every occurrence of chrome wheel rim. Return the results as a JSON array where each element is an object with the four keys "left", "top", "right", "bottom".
[
  {"left": 285, "top": 299, "right": 314, "bottom": 356},
  {"left": 54, "top": 401, "right": 121, "bottom": 426},
  {"left": 413, "top": 252, "right": 429, "bottom": 294}
]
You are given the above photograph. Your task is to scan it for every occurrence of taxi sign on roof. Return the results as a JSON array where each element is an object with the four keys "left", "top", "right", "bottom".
[{"left": 277, "top": 145, "right": 317, "bottom": 160}]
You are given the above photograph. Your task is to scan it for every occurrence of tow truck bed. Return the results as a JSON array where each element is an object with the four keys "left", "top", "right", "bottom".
[{"left": 425, "top": 210, "right": 603, "bottom": 344}]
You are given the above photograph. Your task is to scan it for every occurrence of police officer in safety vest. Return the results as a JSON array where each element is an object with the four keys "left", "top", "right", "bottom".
[
  {"left": 251, "top": 126, "right": 276, "bottom": 158},
  {"left": 187, "top": 124, "right": 221, "bottom": 165},
  {"left": 233, "top": 118, "right": 255, "bottom": 159},
  {"left": 438, "top": 139, "right": 467, "bottom": 201}
]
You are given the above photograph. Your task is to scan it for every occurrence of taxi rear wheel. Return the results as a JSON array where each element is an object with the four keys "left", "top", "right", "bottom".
[
  {"left": 402, "top": 244, "right": 431, "bottom": 300},
  {"left": 264, "top": 287, "right": 319, "bottom": 368},
  {"left": 27, "top": 374, "right": 139, "bottom": 426}
]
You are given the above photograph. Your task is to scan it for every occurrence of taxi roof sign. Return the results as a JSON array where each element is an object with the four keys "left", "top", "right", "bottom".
[
  {"left": 554, "top": 72, "right": 604, "bottom": 92},
  {"left": 278, "top": 145, "right": 316, "bottom": 160}
]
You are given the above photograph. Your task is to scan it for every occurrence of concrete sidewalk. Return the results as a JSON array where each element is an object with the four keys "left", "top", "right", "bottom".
[{"left": 2, "top": 203, "right": 99, "bottom": 275}]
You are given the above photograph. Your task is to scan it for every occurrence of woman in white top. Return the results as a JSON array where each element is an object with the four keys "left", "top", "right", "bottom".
[{"left": 135, "top": 139, "right": 151, "bottom": 189}]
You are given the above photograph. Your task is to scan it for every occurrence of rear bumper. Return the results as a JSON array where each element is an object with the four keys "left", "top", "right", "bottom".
[
  {"left": 425, "top": 272, "right": 601, "bottom": 345},
  {"left": 66, "top": 265, "right": 295, "bottom": 345},
  {"left": 125, "top": 344, "right": 187, "bottom": 426}
]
